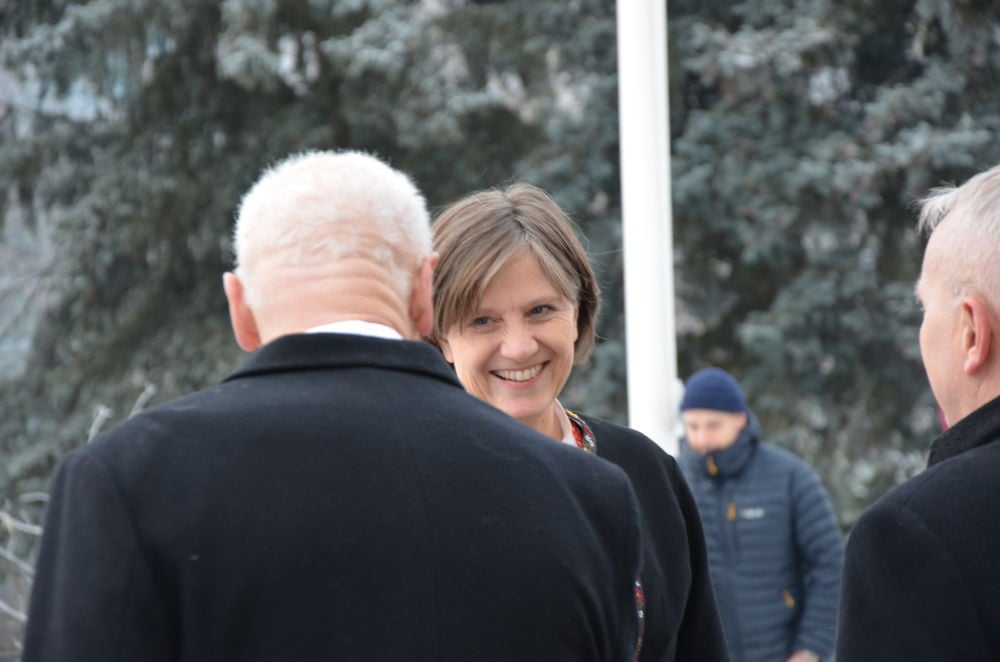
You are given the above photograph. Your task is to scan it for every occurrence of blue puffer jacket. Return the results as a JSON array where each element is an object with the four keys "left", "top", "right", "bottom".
[{"left": 678, "top": 415, "right": 843, "bottom": 662}]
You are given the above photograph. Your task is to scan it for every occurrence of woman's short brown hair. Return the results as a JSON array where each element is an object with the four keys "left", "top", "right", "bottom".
[{"left": 430, "top": 183, "right": 601, "bottom": 362}]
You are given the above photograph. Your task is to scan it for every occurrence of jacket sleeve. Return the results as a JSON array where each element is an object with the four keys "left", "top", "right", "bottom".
[
  {"left": 790, "top": 463, "right": 844, "bottom": 658},
  {"left": 22, "top": 450, "right": 175, "bottom": 662},
  {"left": 669, "top": 460, "right": 731, "bottom": 662}
]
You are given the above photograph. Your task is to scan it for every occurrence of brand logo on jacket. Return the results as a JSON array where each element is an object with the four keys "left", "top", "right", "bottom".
[{"left": 739, "top": 506, "right": 766, "bottom": 520}]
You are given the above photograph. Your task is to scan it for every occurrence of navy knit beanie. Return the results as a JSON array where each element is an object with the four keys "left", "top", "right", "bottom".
[{"left": 680, "top": 367, "right": 747, "bottom": 413}]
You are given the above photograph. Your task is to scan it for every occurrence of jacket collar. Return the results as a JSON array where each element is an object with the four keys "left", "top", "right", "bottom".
[
  {"left": 928, "top": 392, "right": 1000, "bottom": 467},
  {"left": 223, "top": 332, "right": 463, "bottom": 389}
]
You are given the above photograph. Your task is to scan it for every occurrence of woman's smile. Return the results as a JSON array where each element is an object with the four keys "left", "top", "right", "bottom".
[{"left": 493, "top": 362, "right": 546, "bottom": 383}]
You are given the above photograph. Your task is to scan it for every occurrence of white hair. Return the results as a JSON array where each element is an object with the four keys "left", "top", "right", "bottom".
[
  {"left": 232, "top": 149, "right": 432, "bottom": 304},
  {"left": 917, "top": 163, "right": 1000, "bottom": 308}
]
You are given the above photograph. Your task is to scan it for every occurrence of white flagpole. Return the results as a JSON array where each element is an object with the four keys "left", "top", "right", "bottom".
[{"left": 616, "top": 0, "right": 679, "bottom": 454}]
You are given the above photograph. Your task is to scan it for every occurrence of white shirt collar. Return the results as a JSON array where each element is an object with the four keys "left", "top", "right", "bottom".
[
  {"left": 553, "top": 400, "right": 576, "bottom": 446},
  {"left": 306, "top": 320, "right": 403, "bottom": 341}
]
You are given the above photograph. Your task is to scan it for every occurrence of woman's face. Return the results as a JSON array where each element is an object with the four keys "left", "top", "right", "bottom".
[{"left": 439, "top": 250, "right": 578, "bottom": 436}]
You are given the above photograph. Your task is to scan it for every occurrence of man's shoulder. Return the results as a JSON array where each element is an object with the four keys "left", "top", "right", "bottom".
[
  {"left": 848, "top": 473, "right": 938, "bottom": 554},
  {"left": 756, "top": 439, "right": 802, "bottom": 462},
  {"left": 507, "top": 412, "right": 632, "bottom": 476},
  {"left": 752, "top": 441, "right": 811, "bottom": 475},
  {"left": 387, "top": 398, "right": 632, "bottom": 492},
  {"left": 867, "top": 437, "right": 1000, "bottom": 517},
  {"left": 66, "top": 383, "right": 230, "bottom": 473}
]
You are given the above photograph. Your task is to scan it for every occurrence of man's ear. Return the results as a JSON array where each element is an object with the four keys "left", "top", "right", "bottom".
[
  {"left": 223, "top": 272, "right": 261, "bottom": 351},
  {"left": 409, "top": 252, "right": 439, "bottom": 339},
  {"left": 960, "top": 294, "right": 993, "bottom": 375}
]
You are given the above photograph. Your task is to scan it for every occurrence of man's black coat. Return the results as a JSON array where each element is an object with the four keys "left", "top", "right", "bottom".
[
  {"left": 24, "top": 334, "right": 643, "bottom": 661},
  {"left": 837, "top": 394, "right": 1000, "bottom": 661}
]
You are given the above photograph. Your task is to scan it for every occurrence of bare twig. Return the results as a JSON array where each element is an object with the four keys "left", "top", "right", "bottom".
[
  {"left": 0, "top": 258, "right": 56, "bottom": 341},
  {"left": 0, "top": 511, "right": 42, "bottom": 537},
  {"left": 128, "top": 382, "right": 158, "bottom": 418},
  {"left": 0, "top": 596, "right": 26, "bottom": 624},
  {"left": 87, "top": 405, "right": 113, "bottom": 442},
  {"left": 0, "top": 95, "right": 97, "bottom": 122},
  {"left": 0, "top": 547, "right": 33, "bottom": 579}
]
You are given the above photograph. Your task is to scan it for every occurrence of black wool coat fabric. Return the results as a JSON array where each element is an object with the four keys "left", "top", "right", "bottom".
[
  {"left": 23, "top": 334, "right": 644, "bottom": 662},
  {"left": 837, "top": 393, "right": 1000, "bottom": 662},
  {"left": 580, "top": 415, "right": 731, "bottom": 662}
]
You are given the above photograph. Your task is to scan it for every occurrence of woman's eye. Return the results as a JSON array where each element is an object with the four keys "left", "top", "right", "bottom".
[
  {"left": 530, "top": 305, "right": 552, "bottom": 316},
  {"left": 470, "top": 316, "right": 492, "bottom": 327}
]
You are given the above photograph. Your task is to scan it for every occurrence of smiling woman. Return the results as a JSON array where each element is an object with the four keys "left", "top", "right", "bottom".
[
  {"left": 438, "top": 250, "right": 579, "bottom": 439},
  {"left": 428, "top": 183, "right": 731, "bottom": 662},
  {"left": 429, "top": 183, "right": 600, "bottom": 444}
]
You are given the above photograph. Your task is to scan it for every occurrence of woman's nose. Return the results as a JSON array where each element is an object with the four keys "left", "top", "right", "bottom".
[{"left": 500, "top": 324, "right": 538, "bottom": 361}]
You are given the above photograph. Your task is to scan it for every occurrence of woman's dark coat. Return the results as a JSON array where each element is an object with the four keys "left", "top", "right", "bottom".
[{"left": 581, "top": 414, "right": 731, "bottom": 662}]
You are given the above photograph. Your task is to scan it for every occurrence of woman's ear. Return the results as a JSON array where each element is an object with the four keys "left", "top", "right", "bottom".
[{"left": 223, "top": 272, "right": 261, "bottom": 351}]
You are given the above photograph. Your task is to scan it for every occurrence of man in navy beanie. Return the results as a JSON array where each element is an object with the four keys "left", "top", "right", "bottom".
[{"left": 677, "top": 367, "right": 843, "bottom": 662}]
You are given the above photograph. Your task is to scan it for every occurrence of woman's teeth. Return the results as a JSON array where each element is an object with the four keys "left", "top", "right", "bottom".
[{"left": 494, "top": 364, "right": 543, "bottom": 382}]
